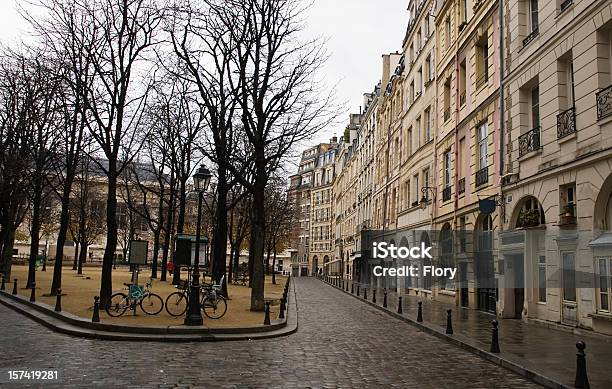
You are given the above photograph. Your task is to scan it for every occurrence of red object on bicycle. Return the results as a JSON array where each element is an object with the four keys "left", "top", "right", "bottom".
[{"left": 167, "top": 261, "right": 174, "bottom": 272}]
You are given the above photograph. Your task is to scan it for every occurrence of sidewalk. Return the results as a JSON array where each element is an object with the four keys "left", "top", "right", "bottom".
[{"left": 327, "top": 277, "right": 612, "bottom": 388}]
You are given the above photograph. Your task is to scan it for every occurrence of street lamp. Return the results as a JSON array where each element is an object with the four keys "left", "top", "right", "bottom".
[
  {"left": 419, "top": 187, "right": 436, "bottom": 210},
  {"left": 184, "top": 165, "right": 212, "bottom": 326}
]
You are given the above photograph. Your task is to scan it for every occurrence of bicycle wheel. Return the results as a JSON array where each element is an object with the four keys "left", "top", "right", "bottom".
[
  {"left": 140, "top": 293, "right": 164, "bottom": 315},
  {"left": 106, "top": 292, "right": 129, "bottom": 317},
  {"left": 202, "top": 295, "right": 227, "bottom": 319},
  {"left": 165, "top": 291, "right": 188, "bottom": 317}
]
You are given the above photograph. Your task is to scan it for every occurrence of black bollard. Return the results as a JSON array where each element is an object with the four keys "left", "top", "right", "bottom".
[
  {"left": 0, "top": 275, "right": 5, "bottom": 291},
  {"left": 490, "top": 320, "right": 500, "bottom": 353},
  {"left": 12, "top": 279, "right": 17, "bottom": 295},
  {"left": 42, "top": 259, "right": 46, "bottom": 272},
  {"left": 29, "top": 282, "right": 36, "bottom": 302},
  {"left": 264, "top": 301, "right": 271, "bottom": 325},
  {"left": 383, "top": 291, "right": 388, "bottom": 308},
  {"left": 417, "top": 301, "right": 423, "bottom": 322},
  {"left": 341, "top": 279, "right": 344, "bottom": 289},
  {"left": 357, "top": 285, "right": 360, "bottom": 296},
  {"left": 279, "top": 299, "right": 286, "bottom": 319},
  {"left": 55, "top": 289, "right": 62, "bottom": 312},
  {"left": 363, "top": 288, "right": 367, "bottom": 299},
  {"left": 92, "top": 296, "right": 100, "bottom": 323},
  {"left": 372, "top": 289, "right": 376, "bottom": 304},
  {"left": 351, "top": 283, "right": 354, "bottom": 294},
  {"left": 397, "top": 296, "right": 403, "bottom": 314},
  {"left": 446, "top": 309, "right": 453, "bottom": 334},
  {"left": 575, "top": 341, "right": 590, "bottom": 389}
]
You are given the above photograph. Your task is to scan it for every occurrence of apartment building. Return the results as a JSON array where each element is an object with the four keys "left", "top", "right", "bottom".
[
  {"left": 500, "top": 0, "right": 612, "bottom": 335},
  {"left": 287, "top": 140, "right": 338, "bottom": 276},
  {"left": 394, "top": 0, "right": 439, "bottom": 295}
]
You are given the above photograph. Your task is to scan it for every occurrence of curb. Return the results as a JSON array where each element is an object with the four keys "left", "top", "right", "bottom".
[
  {"left": 319, "top": 277, "right": 570, "bottom": 389},
  {"left": 0, "top": 280, "right": 298, "bottom": 342}
]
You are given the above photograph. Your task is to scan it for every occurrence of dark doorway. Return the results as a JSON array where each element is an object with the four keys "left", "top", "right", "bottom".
[
  {"left": 300, "top": 267, "right": 308, "bottom": 277},
  {"left": 459, "top": 262, "right": 468, "bottom": 307}
]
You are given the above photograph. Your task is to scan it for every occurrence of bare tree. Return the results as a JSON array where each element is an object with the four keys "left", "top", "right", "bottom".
[
  {"left": 38, "top": 0, "right": 165, "bottom": 305},
  {"left": 225, "top": 0, "right": 338, "bottom": 310}
]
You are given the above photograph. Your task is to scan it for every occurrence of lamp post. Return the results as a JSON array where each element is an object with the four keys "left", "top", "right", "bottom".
[
  {"left": 419, "top": 186, "right": 436, "bottom": 210},
  {"left": 184, "top": 165, "right": 212, "bottom": 326}
]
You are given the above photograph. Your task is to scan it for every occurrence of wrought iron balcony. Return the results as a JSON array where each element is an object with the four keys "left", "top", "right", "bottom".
[
  {"left": 518, "top": 127, "right": 541, "bottom": 157},
  {"left": 444, "top": 109, "right": 451, "bottom": 122},
  {"left": 560, "top": 0, "right": 573, "bottom": 12},
  {"left": 557, "top": 106, "right": 576, "bottom": 139},
  {"left": 458, "top": 177, "right": 465, "bottom": 194},
  {"left": 522, "top": 27, "right": 539, "bottom": 47},
  {"left": 442, "top": 186, "right": 452, "bottom": 202},
  {"left": 596, "top": 84, "right": 612, "bottom": 120},
  {"left": 475, "top": 166, "right": 489, "bottom": 187}
]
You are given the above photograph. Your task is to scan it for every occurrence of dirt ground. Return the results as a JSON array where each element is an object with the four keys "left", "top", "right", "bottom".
[{"left": 5, "top": 265, "right": 286, "bottom": 328}]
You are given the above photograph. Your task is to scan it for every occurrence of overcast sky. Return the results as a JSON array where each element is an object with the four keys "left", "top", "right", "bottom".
[{"left": 0, "top": 0, "right": 408, "bottom": 165}]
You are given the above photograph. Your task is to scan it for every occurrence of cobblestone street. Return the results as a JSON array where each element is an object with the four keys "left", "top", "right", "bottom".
[{"left": 0, "top": 277, "right": 540, "bottom": 388}]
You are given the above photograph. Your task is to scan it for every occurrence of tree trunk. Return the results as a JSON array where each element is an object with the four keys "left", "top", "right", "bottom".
[
  {"left": 272, "top": 238, "right": 277, "bottom": 285},
  {"left": 249, "top": 169, "right": 266, "bottom": 311},
  {"left": 77, "top": 240, "right": 87, "bottom": 275},
  {"left": 212, "top": 168, "right": 229, "bottom": 297},
  {"left": 0, "top": 227, "right": 16, "bottom": 281},
  {"left": 151, "top": 229, "right": 160, "bottom": 279},
  {"left": 50, "top": 181, "right": 73, "bottom": 295},
  {"left": 100, "top": 170, "right": 118, "bottom": 307},
  {"left": 163, "top": 183, "right": 176, "bottom": 283},
  {"left": 72, "top": 241, "right": 79, "bottom": 270},
  {"left": 27, "top": 194, "right": 42, "bottom": 289}
]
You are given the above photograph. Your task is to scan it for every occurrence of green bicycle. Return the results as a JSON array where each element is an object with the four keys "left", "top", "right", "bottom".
[{"left": 106, "top": 280, "right": 164, "bottom": 317}]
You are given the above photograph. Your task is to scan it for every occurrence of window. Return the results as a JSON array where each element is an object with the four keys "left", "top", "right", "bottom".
[
  {"left": 413, "top": 174, "right": 420, "bottom": 204},
  {"left": 562, "top": 252, "right": 576, "bottom": 302},
  {"left": 538, "top": 255, "right": 547, "bottom": 302},
  {"left": 461, "top": 0, "right": 468, "bottom": 23},
  {"left": 416, "top": 29, "right": 422, "bottom": 52},
  {"left": 478, "top": 123, "right": 488, "bottom": 169},
  {"left": 476, "top": 36, "right": 489, "bottom": 87},
  {"left": 424, "top": 108, "right": 431, "bottom": 142},
  {"left": 459, "top": 60, "right": 467, "bottom": 104},
  {"left": 423, "top": 168, "right": 430, "bottom": 195},
  {"left": 407, "top": 127, "right": 413, "bottom": 156},
  {"left": 425, "top": 55, "right": 432, "bottom": 84},
  {"left": 458, "top": 137, "right": 466, "bottom": 179},
  {"left": 416, "top": 116, "right": 422, "bottom": 148},
  {"left": 417, "top": 67, "right": 423, "bottom": 94},
  {"left": 446, "top": 17, "right": 451, "bottom": 49},
  {"left": 405, "top": 179, "right": 411, "bottom": 208},
  {"left": 599, "top": 258, "right": 611, "bottom": 311},
  {"left": 530, "top": 0, "right": 539, "bottom": 33},
  {"left": 444, "top": 79, "right": 451, "bottom": 121},
  {"left": 424, "top": 14, "right": 430, "bottom": 38},
  {"left": 531, "top": 86, "right": 540, "bottom": 128},
  {"left": 410, "top": 80, "right": 415, "bottom": 104},
  {"left": 443, "top": 151, "right": 452, "bottom": 188},
  {"left": 410, "top": 43, "right": 414, "bottom": 64}
]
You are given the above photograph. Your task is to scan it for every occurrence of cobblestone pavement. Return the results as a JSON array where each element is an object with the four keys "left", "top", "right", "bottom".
[{"left": 0, "top": 278, "right": 540, "bottom": 388}]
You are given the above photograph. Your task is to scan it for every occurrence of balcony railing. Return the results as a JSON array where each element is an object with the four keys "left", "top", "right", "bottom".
[
  {"left": 557, "top": 106, "right": 576, "bottom": 139},
  {"left": 442, "top": 186, "right": 452, "bottom": 202},
  {"left": 458, "top": 177, "right": 465, "bottom": 194},
  {"left": 475, "top": 166, "right": 489, "bottom": 187},
  {"left": 444, "top": 109, "right": 451, "bottom": 122},
  {"left": 560, "top": 0, "right": 573, "bottom": 12},
  {"left": 522, "top": 27, "right": 539, "bottom": 47},
  {"left": 596, "top": 84, "right": 612, "bottom": 120},
  {"left": 518, "top": 127, "right": 541, "bottom": 157}
]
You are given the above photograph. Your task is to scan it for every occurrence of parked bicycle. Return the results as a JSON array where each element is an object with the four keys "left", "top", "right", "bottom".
[
  {"left": 165, "top": 276, "right": 228, "bottom": 319},
  {"left": 106, "top": 280, "right": 164, "bottom": 317}
]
